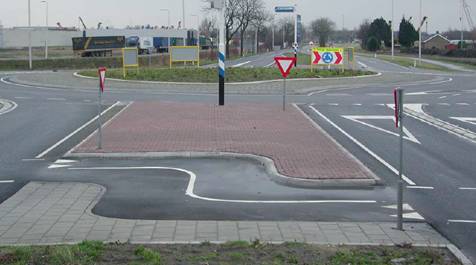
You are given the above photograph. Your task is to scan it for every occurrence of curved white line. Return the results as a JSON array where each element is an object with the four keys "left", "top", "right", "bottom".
[
  {"left": 68, "top": 166, "right": 377, "bottom": 204},
  {"left": 0, "top": 99, "right": 18, "bottom": 116}
]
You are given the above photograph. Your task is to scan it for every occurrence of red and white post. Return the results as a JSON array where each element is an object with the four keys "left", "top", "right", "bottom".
[{"left": 98, "top": 67, "right": 107, "bottom": 149}]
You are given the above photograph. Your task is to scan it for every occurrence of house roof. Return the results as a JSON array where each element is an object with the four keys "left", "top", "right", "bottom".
[{"left": 423, "top": 34, "right": 450, "bottom": 43}]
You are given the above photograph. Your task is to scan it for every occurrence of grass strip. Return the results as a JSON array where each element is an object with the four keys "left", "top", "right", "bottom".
[{"left": 78, "top": 67, "right": 374, "bottom": 83}]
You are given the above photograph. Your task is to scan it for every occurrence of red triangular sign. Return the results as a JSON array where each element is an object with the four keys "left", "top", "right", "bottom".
[
  {"left": 98, "top": 67, "right": 107, "bottom": 92},
  {"left": 274, "top": 57, "right": 296, "bottom": 78}
]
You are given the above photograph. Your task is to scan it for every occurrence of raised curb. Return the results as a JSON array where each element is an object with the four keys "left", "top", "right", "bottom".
[
  {"left": 73, "top": 71, "right": 383, "bottom": 86},
  {"left": 65, "top": 151, "right": 378, "bottom": 188}
]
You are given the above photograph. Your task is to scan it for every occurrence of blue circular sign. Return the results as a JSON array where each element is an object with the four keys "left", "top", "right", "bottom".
[{"left": 322, "top": 52, "right": 334, "bottom": 64}]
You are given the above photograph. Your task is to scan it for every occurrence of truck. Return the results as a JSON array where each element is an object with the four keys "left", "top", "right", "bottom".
[
  {"left": 153, "top": 37, "right": 169, "bottom": 53},
  {"left": 72, "top": 36, "right": 125, "bottom": 57},
  {"left": 126, "top": 36, "right": 154, "bottom": 54}
]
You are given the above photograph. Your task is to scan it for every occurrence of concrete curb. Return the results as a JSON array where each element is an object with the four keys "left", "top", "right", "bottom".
[
  {"left": 72, "top": 71, "right": 383, "bottom": 86},
  {"left": 65, "top": 151, "right": 377, "bottom": 188}
]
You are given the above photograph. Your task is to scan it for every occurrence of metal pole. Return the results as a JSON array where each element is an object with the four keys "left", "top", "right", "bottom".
[
  {"left": 397, "top": 88, "right": 404, "bottom": 231},
  {"left": 418, "top": 0, "right": 422, "bottom": 64},
  {"left": 283, "top": 77, "right": 286, "bottom": 111},
  {"left": 461, "top": 0, "right": 464, "bottom": 49},
  {"left": 294, "top": 5, "right": 298, "bottom": 46},
  {"left": 391, "top": 0, "right": 394, "bottom": 58},
  {"left": 182, "top": 0, "right": 186, "bottom": 29},
  {"left": 28, "top": 0, "right": 32, "bottom": 69},
  {"left": 44, "top": 1, "right": 48, "bottom": 59},
  {"left": 218, "top": 1, "right": 225, "bottom": 106},
  {"left": 97, "top": 86, "right": 102, "bottom": 149},
  {"left": 272, "top": 16, "right": 275, "bottom": 51}
]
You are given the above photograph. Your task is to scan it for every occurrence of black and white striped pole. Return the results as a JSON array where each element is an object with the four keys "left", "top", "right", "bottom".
[{"left": 213, "top": 0, "right": 226, "bottom": 106}]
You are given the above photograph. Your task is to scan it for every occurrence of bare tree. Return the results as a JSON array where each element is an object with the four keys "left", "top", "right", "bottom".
[
  {"left": 310, "top": 18, "right": 336, "bottom": 47},
  {"left": 199, "top": 18, "right": 218, "bottom": 49},
  {"left": 250, "top": 9, "right": 271, "bottom": 54},
  {"left": 237, "top": 0, "right": 266, "bottom": 56}
]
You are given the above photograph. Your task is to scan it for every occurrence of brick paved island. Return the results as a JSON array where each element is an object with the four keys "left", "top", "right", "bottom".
[{"left": 73, "top": 102, "right": 377, "bottom": 186}]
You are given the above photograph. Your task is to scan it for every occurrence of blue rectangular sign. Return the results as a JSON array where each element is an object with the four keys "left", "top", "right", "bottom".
[{"left": 275, "top": 6, "right": 295, "bottom": 13}]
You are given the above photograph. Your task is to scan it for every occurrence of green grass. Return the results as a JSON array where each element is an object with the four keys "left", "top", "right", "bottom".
[
  {"left": 78, "top": 67, "right": 374, "bottom": 83},
  {"left": 375, "top": 54, "right": 453, "bottom": 72},
  {"left": 0, "top": 242, "right": 459, "bottom": 265}
]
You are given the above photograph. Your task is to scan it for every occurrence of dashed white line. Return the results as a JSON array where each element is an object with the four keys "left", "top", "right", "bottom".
[
  {"left": 352, "top": 104, "right": 362, "bottom": 106},
  {"left": 439, "top": 96, "right": 448, "bottom": 99},
  {"left": 22, "top": 158, "right": 45, "bottom": 161},
  {"left": 328, "top": 103, "right": 339, "bottom": 106},
  {"left": 14, "top": 96, "right": 32, "bottom": 99},
  {"left": 438, "top": 103, "right": 450, "bottom": 106},
  {"left": 47, "top": 98, "right": 66, "bottom": 101},
  {"left": 448, "top": 220, "right": 476, "bottom": 224},
  {"left": 0, "top": 180, "right": 14, "bottom": 184},
  {"left": 309, "top": 105, "right": 416, "bottom": 186},
  {"left": 456, "top": 103, "right": 470, "bottom": 106},
  {"left": 358, "top": 62, "right": 368, "bottom": 68},
  {"left": 406, "top": 186, "right": 434, "bottom": 190},
  {"left": 232, "top": 61, "right": 251, "bottom": 68},
  {"left": 459, "top": 187, "right": 476, "bottom": 190}
]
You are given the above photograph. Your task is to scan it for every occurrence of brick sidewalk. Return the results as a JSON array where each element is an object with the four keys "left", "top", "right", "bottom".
[
  {"left": 74, "top": 102, "right": 375, "bottom": 181},
  {"left": 0, "top": 182, "right": 449, "bottom": 246}
]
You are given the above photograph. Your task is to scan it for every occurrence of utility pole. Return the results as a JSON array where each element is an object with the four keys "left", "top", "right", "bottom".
[
  {"left": 272, "top": 15, "right": 275, "bottom": 51},
  {"left": 41, "top": 0, "right": 48, "bottom": 59},
  {"left": 293, "top": 5, "right": 298, "bottom": 46},
  {"left": 182, "top": 0, "right": 186, "bottom": 29},
  {"left": 391, "top": 0, "right": 394, "bottom": 59},
  {"left": 461, "top": 0, "right": 465, "bottom": 49},
  {"left": 28, "top": 0, "right": 32, "bottom": 69},
  {"left": 418, "top": 0, "right": 422, "bottom": 64}
]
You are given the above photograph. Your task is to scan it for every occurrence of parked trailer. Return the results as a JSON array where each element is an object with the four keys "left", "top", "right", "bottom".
[
  {"left": 153, "top": 37, "right": 169, "bottom": 53},
  {"left": 72, "top": 36, "right": 125, "bottom": 57}
]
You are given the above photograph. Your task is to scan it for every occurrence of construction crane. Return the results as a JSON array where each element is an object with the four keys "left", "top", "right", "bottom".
[{"left": 79, "top": 16, "right": 87, "bottom": 37}]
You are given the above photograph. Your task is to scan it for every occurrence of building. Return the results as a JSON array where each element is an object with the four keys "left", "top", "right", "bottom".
[
  {"left": 422, "top": 34, "right": 450, "bottom": 50},
  {"left": 0, "top": 27, "right": 190, "bottom": 49}
]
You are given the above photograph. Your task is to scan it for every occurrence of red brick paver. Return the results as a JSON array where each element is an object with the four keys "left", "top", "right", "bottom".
[{"left": 75, "top": 102, "right": 374, "bottom": 180}]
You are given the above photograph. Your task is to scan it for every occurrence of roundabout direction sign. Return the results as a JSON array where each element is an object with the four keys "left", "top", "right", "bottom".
[{"left": 311, "top": 47, "right": 344, "bottom": 65}]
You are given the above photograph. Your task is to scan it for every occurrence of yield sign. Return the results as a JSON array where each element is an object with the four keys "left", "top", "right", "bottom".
[
  {"left": 274, "top": 57, "right": 296, "bottom": 78},
  {"left": 98, "top": 67, "right": 107, "bottom": 92},
  {"left": 342, "top": 115, "right": 421, "bottom": 144}
]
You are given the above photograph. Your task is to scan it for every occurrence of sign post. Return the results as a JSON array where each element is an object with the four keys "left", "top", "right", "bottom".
[
  {"left": 97, "top": 67, "right": 106, "bottom": 150},
  {"left": 394, "top": 88, "right": 404, "bottom": 231},
  {"left": 274, "top": 57, "right": 296, "bottom": 111},
  {"left": 311, "top": 47, "right": 344, "bottom": 71}
]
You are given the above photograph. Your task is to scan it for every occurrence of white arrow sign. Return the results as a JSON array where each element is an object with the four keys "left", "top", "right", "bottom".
[{"left": 342, "top": 115, "right": 421, "bottom": 144}]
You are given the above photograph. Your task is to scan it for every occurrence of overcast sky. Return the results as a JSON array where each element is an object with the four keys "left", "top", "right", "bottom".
[{"left": 0, "top": 0, "right": 472, "bottom": 33}]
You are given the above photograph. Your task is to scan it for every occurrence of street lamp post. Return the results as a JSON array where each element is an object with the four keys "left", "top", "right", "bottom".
[
  {"left": 160, "top": 9, "right": 170, "bottom": 28},
  {"left": 272, "top": 15, "right": 275, "bottom": 51},
  {"left": 191, "top": 14, "right": 199, "bottom": 47},
  {"left": 28, "top": 0, "right": 32, "bottom": 69},
  {"left": 41, "top": 0, "right": 48, "bottom": 59},
  {"left": 182, "top": 0, "right": 186, "bottom": 29},
  {"left": 418, "top": 0, "right": 422, "bottom": 64},
  {"left": 391, "top": 0, "right": 394, "bottom": 59}
]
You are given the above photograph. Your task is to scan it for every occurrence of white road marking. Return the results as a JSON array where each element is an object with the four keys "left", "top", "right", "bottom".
[
  {"left": 68, "top": 166, "right": 377, "bottom": 204},
  {"left": 0, "top": 180, "right": 15, "bottom": 184},
  {"left": 459, "top": 187, "right": 476, "bottom": 190},
  {"left": 14, "top": 96, "right": 32, "bottom": 99},
  {"left": 406, "top": 92, "right": 428, "bottom": 96},
  {"left": 341, "top": 115, "right": 421, "bottom": 144},
  {"left": 382, "top": 203, "right": 414, "bottom": 211},
  {"left": 427, "top": 77, "right": 453, "bottom": 85},
  {"left": 48, "top": 164, "right": 71, "bottom": 169},
  {"left": 232, "top": 61, "right": 251, "bottom": 68},
  {"left": 406, "top": 186, "right": 434, "bottom": 190},
  {"left": 329, "top": 103, "right": 339, "bottom": 106},
  {"left": 310, "top": 106, "right": 417, "bottom": 186},
  {"left": 54, "top": 159, "right": 77, "bottom": 164},
  {"left": 84, "top": 99, "right": 92, "bottom": 103},
  {"left": 452, "top": 94, "right": 461, "bottom": 97},
  {"left": 22, "top": 158, "right": 44, "bottom": 161},
  {"left": 439, "top": 96, "right": 448, "bottom": 99},
  {"left": 456, "top": 103, "right": 470, "bottom": 106},
  {"left": 367, "top": 93, "right": 390, "bottom": 96},
  {"left": 438, "top": 103, "right": 450, "bottom": 106},
  {"left": 326, "top": 93, "right": 350, "bottom": 96},
  {"left": 0, "top": 99, "right": 18, "bottom": 116},
  {"left": 352, "top": 104, "right": 362, "bottom": 106},
  {"left": 392, "top": 212, "right": 425, "bottom": 220},
  {"left": 47, "top": 98, "right": 66, "bottom": 101},
  {"left": 358, "top": 62, "right": 368, "bottom": 68},
  {"left": 450, "top": 117, "right": 476, "bottom": 126},
  {"left": 35, "top": 101, "right": 121, "bottom": 159},
  {"left": 264, "top": 61, "right": 275, "bottom": 67},
  {"left": 448, "top": 220, "right": 476, "bottom": 224}
]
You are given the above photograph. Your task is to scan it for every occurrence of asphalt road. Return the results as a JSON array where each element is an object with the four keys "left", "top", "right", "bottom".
[{"left": 1, "top": 51, "right": 476, "bottom": 261}]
